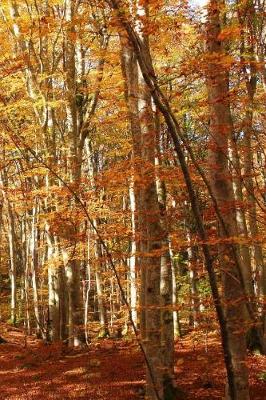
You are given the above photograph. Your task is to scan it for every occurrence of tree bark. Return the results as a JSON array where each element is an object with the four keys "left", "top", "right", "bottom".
[
  {"left": 128, "top": 177, "right": 138, "bottom": 327},
  {"left": 206, "top": 1, "right": 249, "bottom": 398},
  {"left": 120, "top": 3, "right": 175, "bottom": 397}
]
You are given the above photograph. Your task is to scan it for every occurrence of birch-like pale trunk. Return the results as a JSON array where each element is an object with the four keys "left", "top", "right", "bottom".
[
  {"left": 169, "top": 240, "right": 181, "bottom": 338},
  {"left": 120, "top": 2, "right": 175, "bottom": 397},
  {"left": 120, "top": 35, "right": 144, "bottom": 335},
  {"left": 155, "top": 133, "right": 174, "bottom": 375},
  {"left": 94, "top": 238, "right": 109, "bottom": 338},
  {"left": 0, "top": 171, "right": 17, "bottom": 325},
  {"left": 186, "top": 239, "right": 200, "bottom": 329},
  {"left": 7, "top": 202, "right": 17, "bottom": 325},
  {"left": 29, "top": 199, "right": 42, "bottom": 337},
  {"left": 47, "top": 230, "right": 61, "bottom": 341},
  {"left": 21, "top": 218, "right": 31, "bottom": 334},
  {"left": 128, "top": 178, "right": 138, "bottom": 327},
  {"left": 64, "top": 0, "right": 84, "bottom": 346}
]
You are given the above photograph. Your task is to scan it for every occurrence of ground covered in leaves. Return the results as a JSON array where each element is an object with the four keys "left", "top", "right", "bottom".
[{"left": 0, "top": 324, "right": 265, "bottom": 399}]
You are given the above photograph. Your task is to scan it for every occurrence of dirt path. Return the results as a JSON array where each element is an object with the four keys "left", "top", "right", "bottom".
[{"left": 0, "top": 326, "right": 265, "bottom": 399}]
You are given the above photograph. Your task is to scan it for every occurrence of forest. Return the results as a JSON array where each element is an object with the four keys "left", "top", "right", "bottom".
[{"left": 0, "top": 0, "right": 265, "bottom": 399}]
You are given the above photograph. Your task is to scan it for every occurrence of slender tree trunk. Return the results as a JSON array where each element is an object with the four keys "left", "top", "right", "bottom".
[
  {"left": 206, "top": 2, "right": 249, "bottom": 398},
  {"left": 187, "top": 243, "right": 200, "bottom": 329},
  {"left": 7, "top": 202, "right": 17, "bottom": 325},
  {"left": 47, "top": 231, "right": 60, "bottom": 341},
  {"left": 169, "top": 240, "right": 181, "bottom": 338},
  {"left": 84, "top": 232, "right": 91, "bottom": 345},
  {"left": 128, "top": 178, "right": 138, "bottom": 327},
  {"left": 0, "top": 170, "right": 17, "bottom": 325},
  {"left": 64, "top": 0, "right": 84, "bottom": 346},
  {"left": 120, "top": 33, "right": 144, "bottom": 336},
  {"left": 94, "top": 238, "right": 109, "bottom": 338},
  {"left": 229, "top": 138, "right": 254, "bottom": 298},
  {"left": 29, "top": 200, "right": 42, "bottom": 337},
  {"left": 155, "top": 132, "right": 174, "bottom": 375},
  {"left": 22, "top": 218, "right": 31, "bottom": 335}
]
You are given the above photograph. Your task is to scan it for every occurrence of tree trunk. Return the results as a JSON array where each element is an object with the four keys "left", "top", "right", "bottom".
[
  {"left": 206, "top": 1, "right": 249, "bottom": 398},
  {"left": 7, "top": 202, "right": 17, "bottom": 326},
  {"left": 120, "top": 3, "right": 175, "bottom": 396},
  {"left": 47, "top": 231, "right": 61, "bottom": 341},
  {"left": 169, "top": 240, "right": 182, "bottom": 338},
  {"left": 29, "top": 199, "right": 42, "bottom": 338},
  {"left": 128, "top": 178, "right": 138, "bottom": 327},
  {"left": 155, "top": 132, "right": 174, "bottom": 375},
  {"left": 94, "top": 238, "right": 109, "bottom": 338}
]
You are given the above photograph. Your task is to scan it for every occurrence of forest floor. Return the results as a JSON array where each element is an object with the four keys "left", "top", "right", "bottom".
[{"left": 0, "top": 324, "right": 265, "bottom": 400}]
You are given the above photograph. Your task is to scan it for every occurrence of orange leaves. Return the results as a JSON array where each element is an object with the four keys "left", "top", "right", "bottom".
[
  {"left": 218, "top": 25, "right": 242, "bottom": 41},
  {"left": 203, "top": 52, "right": 235, "bottom": 71}
]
